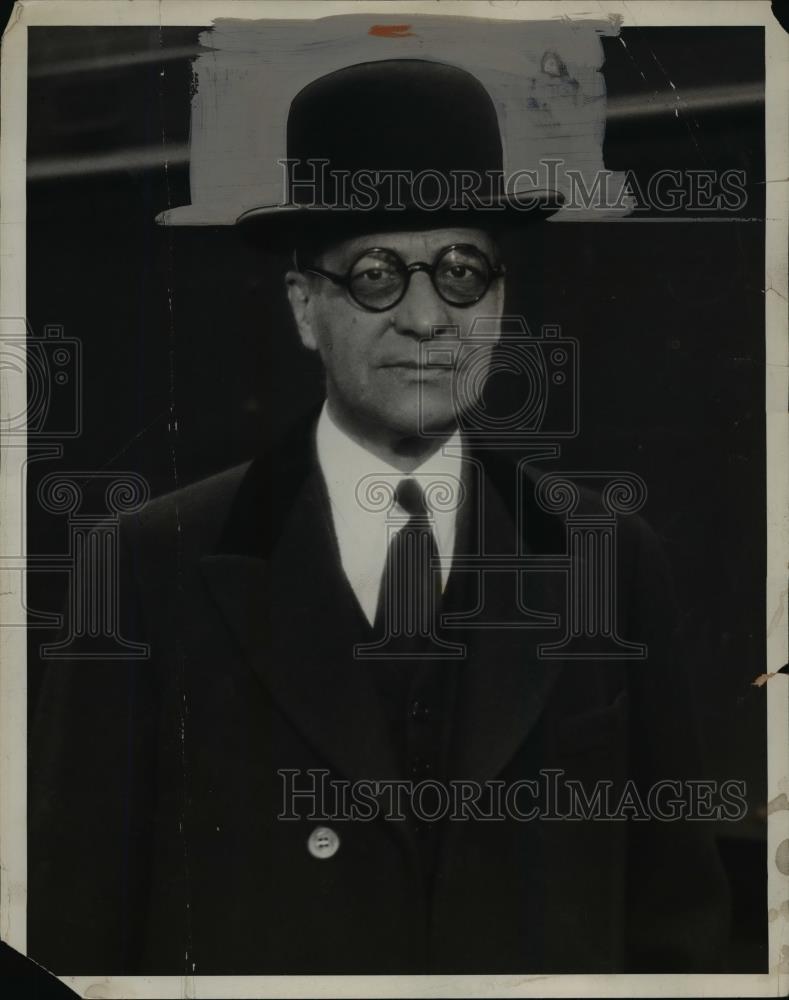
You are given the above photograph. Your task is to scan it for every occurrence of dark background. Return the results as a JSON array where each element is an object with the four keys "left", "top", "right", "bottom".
[{"left": 23, "top": 23, "right": 767, "bottom": 974}]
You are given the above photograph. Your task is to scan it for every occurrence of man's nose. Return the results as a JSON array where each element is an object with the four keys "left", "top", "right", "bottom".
[{"left": 391, "top": 271, "right": 451, "bottom": 339}]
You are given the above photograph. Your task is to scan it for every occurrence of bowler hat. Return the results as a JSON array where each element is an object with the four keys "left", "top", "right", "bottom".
[{"left": 236, "top": 58, "right": 563, "bottom": 243}]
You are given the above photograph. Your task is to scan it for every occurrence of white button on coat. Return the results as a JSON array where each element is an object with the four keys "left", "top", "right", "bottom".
[{"left": 307, "top": 826, "right": 340, "bottom": 859}]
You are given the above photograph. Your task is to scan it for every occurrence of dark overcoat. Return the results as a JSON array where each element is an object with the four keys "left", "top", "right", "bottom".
[{"left": 28, "top": 417, "right": 729, "bottom": 974}]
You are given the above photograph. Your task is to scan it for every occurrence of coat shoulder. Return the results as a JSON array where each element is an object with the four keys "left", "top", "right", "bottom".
[
  {"left": 122, "top": 462, "right": 252, "bottom": 561},
  {"left": 479, "top": 450, "right": 661, "bottom": 566}
]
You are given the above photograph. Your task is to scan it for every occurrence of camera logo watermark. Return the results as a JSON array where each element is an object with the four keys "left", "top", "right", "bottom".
[
  {"left": 0, "top": 318, "right": 151, "bottom": 658},
  {"left": 0, "top": 321, "right": 82, "bottom": 440},
  {"left": 417, "top": 318, "right": 579, "bottom": 444}
]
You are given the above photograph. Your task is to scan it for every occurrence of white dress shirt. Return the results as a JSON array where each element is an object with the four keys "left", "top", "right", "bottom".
[{"left": 316, "top": 402, "right": 464, "bottom": 626}]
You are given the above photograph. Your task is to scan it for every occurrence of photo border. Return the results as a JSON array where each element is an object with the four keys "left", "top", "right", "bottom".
[{"left": 1, "top": 2, "right": 786, "bottom": 997}]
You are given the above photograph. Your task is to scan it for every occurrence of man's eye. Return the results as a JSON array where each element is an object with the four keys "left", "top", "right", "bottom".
[
  {"left": 445, "top": 263, "right": 482, "bottom": 282},
  {"left": 353, "top": 265, "right": 398, "bottom": 286}
]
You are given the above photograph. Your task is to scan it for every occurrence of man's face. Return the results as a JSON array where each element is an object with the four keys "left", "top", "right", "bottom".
[{"left": 286, "top": 226, "right": 505, "bottom": 439}]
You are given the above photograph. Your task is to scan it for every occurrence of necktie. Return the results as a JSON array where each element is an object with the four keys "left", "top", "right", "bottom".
[
  {"left": 372, "top": 479, "right": 451, "bottom": 886},
  {"left": 373, "top": 478, "right": 442, "bottom": 645}
]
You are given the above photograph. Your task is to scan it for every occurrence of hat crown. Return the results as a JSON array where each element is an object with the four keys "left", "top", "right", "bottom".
[{"left": 285, "top": 59, "right": 504, "bottom": 205}]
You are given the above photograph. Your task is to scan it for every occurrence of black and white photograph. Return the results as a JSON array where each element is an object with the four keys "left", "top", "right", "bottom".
[{"left": 0, "top": 1, "right": 786, "bottom": 997}]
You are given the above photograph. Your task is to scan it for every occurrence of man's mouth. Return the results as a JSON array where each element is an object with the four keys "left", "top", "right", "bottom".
[
  {"left": 379, "top": 362, "right": 454, "bottom": 383},
  {"left": 380, "top": 360, "right": 455, "bottom": 371}
]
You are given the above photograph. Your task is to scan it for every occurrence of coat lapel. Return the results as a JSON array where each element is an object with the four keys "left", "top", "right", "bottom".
[
  {"left": 200, "top": 417, "right": 401, "bottom": 786},
  {"left": 448, "top": 451, "right": 566, "bottom": 781}
]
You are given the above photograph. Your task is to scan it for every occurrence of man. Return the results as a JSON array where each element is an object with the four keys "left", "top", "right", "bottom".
[{"left": 29, "top": 59, "right": 728, "bottom": 975}]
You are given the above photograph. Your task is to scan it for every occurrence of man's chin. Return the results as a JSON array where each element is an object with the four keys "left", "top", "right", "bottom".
[{"left": 380, "top": 407, "right": 458, "bottom": 442}]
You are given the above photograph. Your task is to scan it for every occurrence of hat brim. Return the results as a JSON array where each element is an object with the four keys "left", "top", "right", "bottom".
[{"left": 235, "top": 189, "right": 563, "bottom": 247}]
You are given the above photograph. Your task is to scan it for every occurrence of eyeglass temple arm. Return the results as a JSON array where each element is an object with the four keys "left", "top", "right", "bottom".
[{"left": 292, "top": 251, "right": 347, "bottom": 285}]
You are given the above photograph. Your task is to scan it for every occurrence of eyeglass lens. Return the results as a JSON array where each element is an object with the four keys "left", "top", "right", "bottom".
[{"left": 347, "top": 245, "right": 493, "bottom": 309}]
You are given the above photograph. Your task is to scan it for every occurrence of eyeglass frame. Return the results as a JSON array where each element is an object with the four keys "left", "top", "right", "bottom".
[{"left": 296, "top": 243, "right": 506, "bottom": 312}]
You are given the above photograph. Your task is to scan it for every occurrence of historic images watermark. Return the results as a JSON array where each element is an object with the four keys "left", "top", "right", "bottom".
[
  {"left": 279, "top": 158, "right": 749, "bottom": 214},
  {"left": 279, "top": 768, "right": 749, "bottom": 823}
]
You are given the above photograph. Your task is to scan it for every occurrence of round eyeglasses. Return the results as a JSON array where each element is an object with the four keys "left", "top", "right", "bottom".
[{"left": 301, "top": 244, "right": 505, "bottom": 312}]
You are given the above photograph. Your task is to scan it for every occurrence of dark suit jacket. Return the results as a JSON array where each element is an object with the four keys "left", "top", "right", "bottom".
[{"left": 28, "top": 416, "right": 729, "bottom": 975}]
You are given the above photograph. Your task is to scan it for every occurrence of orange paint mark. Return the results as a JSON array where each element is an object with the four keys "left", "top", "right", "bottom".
[{"left": 369, "top": 24, "right": 415, "bottom": 38}]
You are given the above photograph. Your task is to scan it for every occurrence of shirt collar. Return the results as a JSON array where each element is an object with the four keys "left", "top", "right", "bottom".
[
  {"left": 315, "top": 401, "right": 463, "bottom": 526},
  {"left": 315, "top": 402, "right": 464, "bottom": 623}
]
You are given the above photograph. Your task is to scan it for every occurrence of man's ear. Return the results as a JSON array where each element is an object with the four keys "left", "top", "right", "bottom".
[{"left": 285, "top": 271, "right": 319, "bottom": 351}]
